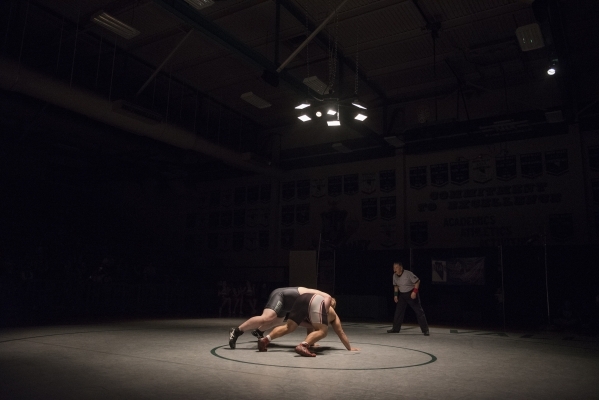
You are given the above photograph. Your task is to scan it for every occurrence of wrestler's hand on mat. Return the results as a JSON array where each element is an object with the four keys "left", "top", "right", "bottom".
[{"left": 350, "top": 347, "right": 360, "bottom": 351}]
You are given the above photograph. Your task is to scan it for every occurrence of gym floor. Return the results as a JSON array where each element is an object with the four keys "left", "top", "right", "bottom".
[{"left": 1, "top": 318, "right": 598, "bottom": 399}]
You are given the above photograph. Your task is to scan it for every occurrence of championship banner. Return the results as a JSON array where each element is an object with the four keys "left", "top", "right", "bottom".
[
  {"left": 247, "top": 185, "right": 260, "bottom": 204},
  {"left": 258, "top": 208, "right": 270, "bottom": 227},
  {"left": 234, "top": 187, "right": 246, "bottom": 205},
  {"left": 260, "top": 184, "right": 272, "bottom": 203},
  {"left": 221, "top": 189, "right": 233, "bottom": 208},
  {"left": 233, "top": 209, "right": 245, "bottom": 227},
  {"left": 380, "top": 170, "right": 396, "bottom": 193},
  {"left": 209, "top": 190, "right": 221, "bottom": 208},
  {"left": 297, "top": 179, "right": 310, "bottom": 200},
  {"left": 197, "top": 193, "right": 209, "bottom": 209},
  {"left": 281, "top": 229, "right": 294, "bottom": 249},
  {"left": 409, "top": 166, "right": 427, "bottom": 189},
  {"left": 344, "top": 174, "right": 359, "bottom": 195},
  {"left": 244, "top": 231, "right": 258, "bottom": 251},
  {"left": 406, "top": 133, "right": 586, "bottom": 247},
  {"left": 232, "top": 232, "right": 244, "bottom": 251},
  {"left": 220, "top": 210, "right": 232, "bottom": 229},
  {"left": 361, "top": 172, "right": 377, "bottom": 194},
  {"left": 432, "top": 257, "right": 485, "bottom": 285},
  {"left": 282, "top": 181, "right": 295, "bottom": 201},
  {"left": 495, "top": 154, "right": 517, "bottom": 181},
  {"left": 259, "top": 230, "right": 270, "bottom": 250},
  {"left": 311, "top": 178, "right": 327, "bottom": 198},
  {"left": 430, "top": 163, "right": 448, "bottom": 187},
  {"left": 328, "top": 175, "right": 343, "bottom": 197},
  {"left": 296, "top": 204, "right": 310, "bottom": 225}
]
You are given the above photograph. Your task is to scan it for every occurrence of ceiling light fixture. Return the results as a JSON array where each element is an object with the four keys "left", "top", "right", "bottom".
[
  {"left": 327, "top": 120, "right": 341, "bottom": 126},
  {"left": 327, "top": 109, "right": 337, "bottom": 116},
  {"left": 355, "top": 113, "right": 367, "bottom": 121},
  {"left": 298, "top": 114, "right": 311, "bottom": 122},
  {"left": 315, "top": 111, "right": 322, "bottom": 117},
  {"left": 295, "top": 101, "right": 310, "bottom": 109},
  {"left": 91, "top": 12, "right": 140, "bottom": 39},
  {"left": 241, "top": 92, "right": 271, "bottom": 109},
  {"left": 547, "top": 58, "right": 558, "bottom": 76},
  {"left": 351, "top": 99, "right": 367, "bottom": 109},
  {"left": 183, "top": 0, "right": 215, "bottom": 10}
]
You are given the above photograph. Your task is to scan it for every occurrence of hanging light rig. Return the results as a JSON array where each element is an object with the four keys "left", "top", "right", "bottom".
[
  {"left": 293, "top": 0, "right": 366, "bottom": 126},
  {"left": 351, "top": 22, "right": 367, "bottom": 121}
]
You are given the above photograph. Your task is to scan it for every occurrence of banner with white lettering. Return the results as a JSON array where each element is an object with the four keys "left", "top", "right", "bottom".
[
  {"left": 408, "top": 134, "right": 587, "bottom": 247},
  {"left": 432, "top": 257, "right": 485, "bottom": 285}
]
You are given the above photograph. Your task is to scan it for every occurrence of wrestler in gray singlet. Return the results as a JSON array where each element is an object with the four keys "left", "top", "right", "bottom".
[{"left": 263, "top": 287, "right": 300, "bottom": 317}]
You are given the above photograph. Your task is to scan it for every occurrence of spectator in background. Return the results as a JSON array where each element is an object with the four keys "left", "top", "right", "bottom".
[
  {"left": 232, "top": 282, "right": 246, "bottom": 316},
  {"left": 245, "top": 280, "right": 257, "bottom": 316},
  {"left": 218, "top": 280, "right": 231, "bottom": 318}
]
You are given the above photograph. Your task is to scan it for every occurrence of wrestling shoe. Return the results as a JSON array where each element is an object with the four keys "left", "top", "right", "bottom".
[
  {"left": 229, "top": 327, "right": 243, "bottom": 349},
  {"left": 386, "top": 329, "right": 399, "bottom": 333},
  {"left": 258, "top": 337, "right": 270, "bottom": 352},
  {"left": 295, "top": 342, "right": 316, "bottom": 357},
  {"left": 251, "top": 329, "right": 264, "bottom": 339}
]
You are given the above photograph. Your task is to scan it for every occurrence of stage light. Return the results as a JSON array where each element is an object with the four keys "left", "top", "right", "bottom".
[{"left": 547, "top": 68, "right": 556, "bottom": 75}]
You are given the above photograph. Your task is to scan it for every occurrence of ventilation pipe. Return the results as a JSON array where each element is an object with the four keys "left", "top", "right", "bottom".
[{"left": 0, "top": 56, "right": 284, "bottom": 177}]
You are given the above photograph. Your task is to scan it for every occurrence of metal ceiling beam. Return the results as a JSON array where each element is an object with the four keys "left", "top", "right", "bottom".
[
  {"left": 152, "top": 0, "right": 317, "bottom": 99},
  {"left": 0, "top": 56, "right": 285, "bottom": 177},
  {"left": 277, "top": 0, "right": 388, "bottom": 103},
  {"left": 152, "top": 0, "right": 388, "bottom": 145},
  {"left": 276, "top": 0, "right": 350, "bottom": 73}
]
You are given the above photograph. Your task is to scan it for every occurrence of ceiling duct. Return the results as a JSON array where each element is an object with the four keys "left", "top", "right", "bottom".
[
  {"left": 0, "top": 57, "right": 283, "bottom": 177},
  {"left": 112, "top": 100, "right": 163, "bottom": 124}
]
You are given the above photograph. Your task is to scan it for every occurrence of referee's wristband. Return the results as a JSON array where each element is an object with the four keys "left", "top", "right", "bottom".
[
  {"left": 412, "top": 288, "right": 419, "bottom": 294},
  {"left": 393, "top": 291, "right": 399, "bottom": 297}
]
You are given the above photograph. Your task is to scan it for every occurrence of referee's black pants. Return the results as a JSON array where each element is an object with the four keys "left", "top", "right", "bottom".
[{"left": 392, "top": 291, "right": 429, "bottom": 333}]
